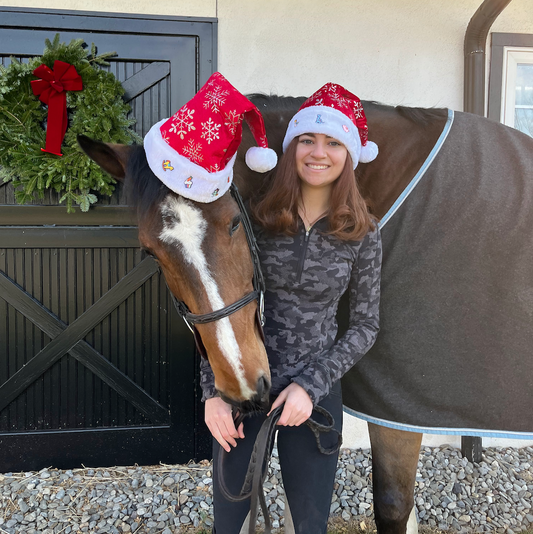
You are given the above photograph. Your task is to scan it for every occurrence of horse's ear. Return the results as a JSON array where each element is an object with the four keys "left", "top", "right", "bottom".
[{"left": 77, "top": 135, "right": 132, "bottom": 182}]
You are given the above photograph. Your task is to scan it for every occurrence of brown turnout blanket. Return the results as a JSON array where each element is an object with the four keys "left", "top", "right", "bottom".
[{"left": 342, "top": 110, "right": 533, "bottom": 438}]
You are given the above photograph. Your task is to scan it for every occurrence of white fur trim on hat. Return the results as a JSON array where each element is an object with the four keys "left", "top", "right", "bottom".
[
  {"left": 245, "top": 146, "right": 278, "bottom": 173},
  {"left": 282, "top": 106, "right": 378, "bottom": 169},
  {"left": 144, "top": 119, "right": 235, "bottom": 203}
]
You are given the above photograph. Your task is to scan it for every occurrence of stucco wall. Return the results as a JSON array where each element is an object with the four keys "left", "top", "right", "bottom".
[
  {"left": 219, "top": 0, "right": 469, "bottom": 108},
  {"left": 3, "top": 0, "right": 533, "bottom": 108},
  {"left": 0, "top": 0, "right": 216, "bottom": 17}
]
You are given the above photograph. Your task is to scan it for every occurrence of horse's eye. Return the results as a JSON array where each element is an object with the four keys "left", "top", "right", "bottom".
[
  {"left": 143, "top": 249, "right": 157, "bottom": 261},
  {"left": 230, "top": 215, "right": 241, "bottom": 236}
]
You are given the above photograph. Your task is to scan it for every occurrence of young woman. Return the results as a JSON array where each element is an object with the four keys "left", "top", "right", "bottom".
[{"left": 201, "top": 83, "right": 382, "bottom": 534}]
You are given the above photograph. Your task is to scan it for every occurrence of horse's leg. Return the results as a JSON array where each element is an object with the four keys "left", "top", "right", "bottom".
[{"left": 368, "top": 423, "right": 422, "bottom": 534}]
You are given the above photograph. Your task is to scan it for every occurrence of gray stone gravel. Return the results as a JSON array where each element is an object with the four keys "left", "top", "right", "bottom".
[{"left": 0, "top": 445, "right": 532, "bottom": 533}]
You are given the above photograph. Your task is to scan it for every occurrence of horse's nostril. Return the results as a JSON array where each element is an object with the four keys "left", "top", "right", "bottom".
[
  {"left": 256, "top": 376, "right": 266, "bottom": 394},
  {"left": 256, "top": 375, "right": 271, "bottom": 403}
]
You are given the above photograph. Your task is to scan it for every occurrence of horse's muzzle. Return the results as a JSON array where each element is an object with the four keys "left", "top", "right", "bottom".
[
  {"left": 220, "top": 375, "right": 271, "bottom": 414},
  {"left": 243, "top": 375, "right": 271, "bottom": 414}
]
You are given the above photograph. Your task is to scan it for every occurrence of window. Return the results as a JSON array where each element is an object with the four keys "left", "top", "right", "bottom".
[
  {"left": 502, "top": 49, "right": 533, "bottom": 135},
  {"left": 489, "top": 33, "right": 533, "bottom": 138}
]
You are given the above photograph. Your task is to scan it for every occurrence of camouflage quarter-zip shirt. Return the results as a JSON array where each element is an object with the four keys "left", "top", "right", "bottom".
[{"left": 200, "top": 218, "right": 382, "bottom": 405}]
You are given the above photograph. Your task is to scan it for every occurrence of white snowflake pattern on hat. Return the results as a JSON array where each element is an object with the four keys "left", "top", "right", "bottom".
[
  {"left": 203, "top": 86, "right": 229, "bottom": 113},
  {"left": 169, "top": 106, "right": 196, "bottom": 140},
  {"left": 182, "top": 139, "right": 204, "bottom": 163},
  {"left": 201, "top": 117, "right": 221, "bottom": 145},
  {"left": 353, "top": 101, "right": 365, "bottom": 119},
  {"left": 328, "top": 90, "right": 347, "bottom": 108},
  {"left": 224, "top": 110, "right": 243, "bottom": 136}
]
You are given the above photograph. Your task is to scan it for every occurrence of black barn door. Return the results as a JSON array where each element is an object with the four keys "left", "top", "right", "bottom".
[{"left": 0, "top": 8, "right": 216, "bottom": 471}]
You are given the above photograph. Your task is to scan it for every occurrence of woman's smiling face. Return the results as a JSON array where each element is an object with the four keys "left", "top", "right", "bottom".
[{"left": 295, "top": 133, "right": 348, "bottom": 191}]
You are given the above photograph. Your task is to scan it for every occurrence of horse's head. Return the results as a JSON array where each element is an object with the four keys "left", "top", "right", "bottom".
[{"left": 78, "top": 136, "right": 271, "bottom": 412}]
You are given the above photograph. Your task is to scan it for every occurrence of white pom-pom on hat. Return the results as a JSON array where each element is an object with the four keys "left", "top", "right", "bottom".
[
  {"left": 359, "top": 140, "right": 379, "bottom": 163},
  {"left": 245, "top": 146, "right": 278, "bottom": 172}
]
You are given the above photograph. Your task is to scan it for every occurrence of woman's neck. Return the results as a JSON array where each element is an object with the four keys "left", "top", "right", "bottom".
[{"left": 299, "top": 185, "right": 332, "bottom": 229}]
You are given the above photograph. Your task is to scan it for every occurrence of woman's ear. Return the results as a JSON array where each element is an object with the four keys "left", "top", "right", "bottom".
[{"left": 77, "top": 135, "right": 132, "bottom": 182}]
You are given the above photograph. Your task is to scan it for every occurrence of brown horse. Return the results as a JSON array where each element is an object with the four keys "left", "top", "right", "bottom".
[
  {"left": 80, "top": 95, "right": 533, "bottom": 534},
  {"left": 78, "top": 98, "right": 441, "bottom": 534}
]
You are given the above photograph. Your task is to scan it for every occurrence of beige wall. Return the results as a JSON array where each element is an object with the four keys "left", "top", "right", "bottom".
[
  {"left": 3, "top": 0, "right": 533, "bottom": 108},
  {"left": 219, "top": 0, "right": 470, "bottom": 108},
  {"left": 0, "top": 0, "right": 216, "bottom": 17}
]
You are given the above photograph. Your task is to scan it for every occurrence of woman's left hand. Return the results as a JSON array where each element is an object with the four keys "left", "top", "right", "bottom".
[{"left": 268, "top": 382, "right": 313, "bottom": 426}]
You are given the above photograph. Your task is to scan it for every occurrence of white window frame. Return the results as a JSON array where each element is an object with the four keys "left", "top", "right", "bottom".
[
  {"left": 488, "top": 33, "right": 533, "bottom": 128},
  {"left": 500, "top": 47, "right": 533, "bottom": 129}
]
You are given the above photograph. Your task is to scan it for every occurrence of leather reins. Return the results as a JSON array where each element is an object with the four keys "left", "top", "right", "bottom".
[
  {"left": 168, "top": 183, "right": 266, "bottom": 357},
  {"left": 218, "top": 405, "right": 343, "bottom": 534}
]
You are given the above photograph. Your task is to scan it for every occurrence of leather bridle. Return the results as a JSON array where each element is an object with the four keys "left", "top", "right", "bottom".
[{"left": 168, "top": 183, "right": 265, "bottom": 356}]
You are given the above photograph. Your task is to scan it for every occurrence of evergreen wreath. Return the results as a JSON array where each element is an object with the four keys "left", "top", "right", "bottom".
[{"left": 0, "top": 34, "right": 141, "bottom": 212}]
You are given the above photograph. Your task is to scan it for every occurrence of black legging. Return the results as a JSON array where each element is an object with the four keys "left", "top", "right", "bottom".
[{"left": 212, "top": 381, "right": 343, "bottom": 534}]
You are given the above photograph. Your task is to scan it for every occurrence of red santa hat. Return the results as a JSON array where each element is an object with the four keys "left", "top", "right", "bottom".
[
  {"left": 144, "top": 72, "right": 277, "bottom": 203},
  {"left": 282, "top": 83, "right": 378, "bottom": 168}
]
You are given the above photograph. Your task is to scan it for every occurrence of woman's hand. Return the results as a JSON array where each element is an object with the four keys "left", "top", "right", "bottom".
[
  {"left": 268, "top": 382, "right": 313, "bottom": 427},
  {"left": 205, "top": 397, "right": 244, "bottom": 452}
]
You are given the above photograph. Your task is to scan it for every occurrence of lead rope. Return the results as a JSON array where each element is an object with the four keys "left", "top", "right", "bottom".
[{"left": 217, "top": 405, "right": 343, "bottom": 534}]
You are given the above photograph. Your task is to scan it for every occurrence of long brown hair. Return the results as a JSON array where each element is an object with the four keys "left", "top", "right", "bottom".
[{"left": 251, "top": 138, "right": 375, "bottom": 241}]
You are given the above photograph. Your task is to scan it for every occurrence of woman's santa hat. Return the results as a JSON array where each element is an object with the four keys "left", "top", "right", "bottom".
[
  {"left": 144, "top": 72, "right": 277, "bottom": 203},
  {"left": 282, "top": 83, "right": 378, "bottom": 168}
]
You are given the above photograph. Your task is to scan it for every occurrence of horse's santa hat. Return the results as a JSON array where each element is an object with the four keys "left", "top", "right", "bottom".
[
  {"left": 283, "top": 82, "right": 378, "bottom": 168},
  {"left": 144, "top": 72, "right": 277, "bottom": 203}
]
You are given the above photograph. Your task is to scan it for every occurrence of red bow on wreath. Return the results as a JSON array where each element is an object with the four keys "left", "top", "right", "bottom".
[{"left": 31, "top": 60, "right": 83, "bottom": 156}]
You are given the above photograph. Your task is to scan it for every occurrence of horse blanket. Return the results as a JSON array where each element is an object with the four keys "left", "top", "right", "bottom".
[{"left": 342, "top": 110, "right": 533, "bottom": 438}]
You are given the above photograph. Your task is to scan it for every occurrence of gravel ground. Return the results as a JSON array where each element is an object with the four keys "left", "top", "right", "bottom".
[{"left": 0, "top": 445, "right": 532, "bottom": 533}]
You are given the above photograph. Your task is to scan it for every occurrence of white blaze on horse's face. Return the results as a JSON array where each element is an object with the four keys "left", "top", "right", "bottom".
[{"left": 159, "top": 195, "right": 254, "bottom": 400}]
